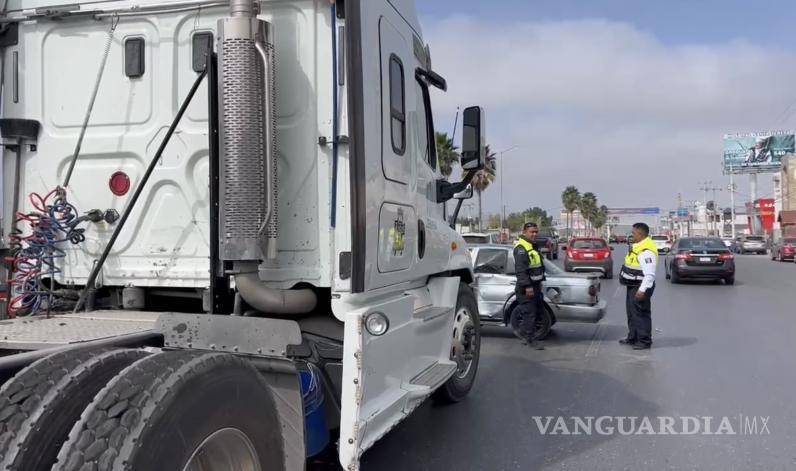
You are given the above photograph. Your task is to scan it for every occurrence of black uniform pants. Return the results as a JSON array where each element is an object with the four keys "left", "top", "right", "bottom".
[
  {"left": 516, "top": 282, "right": 544, "bottom": 341},
  {"left": 625, "top": 284, "right": 654, "bottom": 346}
]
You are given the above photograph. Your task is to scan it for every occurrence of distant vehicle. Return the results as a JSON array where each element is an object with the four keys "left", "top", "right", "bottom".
[
  {"left": 563, "top": 237, "right": 614, "bottom": 279},
  {"left": 651, "top": 234, "right": 672, "bottom": 254},
  {"left": 735, "top": 235, "right": 767, "bottom": 255},
  {"left": 721, "top": 238, "right": 734, "bottom": 248},
  {"left": 770, "top": 237, "right": 796, "bottom": 262},
  {"left": 664, "top": 237, "right": 735, "bottom": 284},
  {"left": 532, "top": 227, "right": 559, "bottom": 260},
  {"left": 468, "top": 245, "right": 606, "bottom": 339},
  {"left": 462, "top": 232, "right": 503, "bottom": 245},
  {"left": 608, "top": 235, "right": 618, "bottom": 244},
  {"left": 614, "top": 234, "right": 628, "bottom": 244}
]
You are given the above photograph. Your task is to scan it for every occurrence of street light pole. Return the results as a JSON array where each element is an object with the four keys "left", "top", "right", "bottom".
[{"left": 498, "top": 145, "right": 519, "bottom": 233}]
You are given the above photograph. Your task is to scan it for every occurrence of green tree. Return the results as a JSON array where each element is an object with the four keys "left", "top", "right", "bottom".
[
  {"left": 561, "top": 186, "right": 580, "bottom": 238},
  {"left": 487, "top": 213, "right": 501, "bottom": 230},
  {"left": 435, "top": 132, "right": 459, "bottom": 178},
  {"left": 579, "top": 192, "right": 598, "bottom": 235},
  {"left": 592, "top": 205, "right": 609, "bottom": 237},
  {"left": 471, "top": 145, "right": 497, "bottom": 231},
  {"left": 506, "top": 207, "right": 553, "bottom": 232}
]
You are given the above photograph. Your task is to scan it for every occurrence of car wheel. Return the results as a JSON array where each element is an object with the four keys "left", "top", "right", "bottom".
[
  {"left": 670, "top": 267, "right": 680, "bottom": 284},
  {"left": 532, "top": 305, "right": 554, "bottom": 341},
  {"left": 604, "top": 268, "right": 613, "bottom": 279},
  {"left": 725, "top": 275, "right": 735, "bottom": 285},
  {"left": 553, "top": 250, "right": 559, "bottom": 260}
]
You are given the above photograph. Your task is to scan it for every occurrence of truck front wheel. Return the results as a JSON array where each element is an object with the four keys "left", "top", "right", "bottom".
[
  {"left": 434, "top": 283, "right": 481, "bottom": 404},
  {"left": 55, "top": 351, "right": 285, "bottom": 471}
]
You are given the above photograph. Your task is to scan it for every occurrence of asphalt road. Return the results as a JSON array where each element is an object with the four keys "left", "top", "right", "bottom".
[{"left": 353, "top": 251, "right": 796, "bottom": 471}]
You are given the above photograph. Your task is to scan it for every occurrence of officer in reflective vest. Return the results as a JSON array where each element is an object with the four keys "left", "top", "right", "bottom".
[
  {"left": 618, "top": 222, "right": 658, "bottom": 349},
  {"left": 512, "top": 222, "right": 546, "bottom": 349}
]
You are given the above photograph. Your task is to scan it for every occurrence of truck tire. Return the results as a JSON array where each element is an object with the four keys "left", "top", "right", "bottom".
[
  {"left": 434, "top": 283, "right": 481, "bottom": 404},
  {"left": 0, "top": 348, "right": 148, "bottom": 471},
  {"left": 55, "top": 351, "right": 285, "bottom": 471}
]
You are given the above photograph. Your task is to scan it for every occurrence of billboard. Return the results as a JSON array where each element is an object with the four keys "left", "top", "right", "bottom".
[{"left": 723, "top": 131, "right": 795, "bottom": 174}]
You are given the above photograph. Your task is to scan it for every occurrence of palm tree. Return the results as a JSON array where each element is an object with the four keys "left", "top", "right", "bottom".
[
  {"left": 471, "top": 145, "right": 497, "bottom": 231},
  {"left": 579, "top": 192, "right": 598, "bottom": 235},
  {"left": 435, "top": 132, "right": 459, "bottom": 178},
  {"left": 561, "top": 186, "right": 580, "bottom": 239},
  {"left": 592, "top": 205, "right": 609, "bottom": 238}
]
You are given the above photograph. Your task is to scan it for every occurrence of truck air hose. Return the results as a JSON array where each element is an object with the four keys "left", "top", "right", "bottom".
[{"left": 8, "top": 189, "right": 94, "bottom": 317}]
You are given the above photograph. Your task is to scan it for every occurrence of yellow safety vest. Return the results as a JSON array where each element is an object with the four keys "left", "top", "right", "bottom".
[
  {"left": 514, "top": 238, "right": 544, "bottom": 282},
  {"left": 619, "top": 237, "right": 658, "bottom": 285}
]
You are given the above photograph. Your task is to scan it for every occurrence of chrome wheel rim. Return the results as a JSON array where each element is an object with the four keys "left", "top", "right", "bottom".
[
  {"left": 183, "top": 428, "right": 261, "bottom": 471},
  {"left": 451, "top": 306, "right": 477, "bottom": 379}
]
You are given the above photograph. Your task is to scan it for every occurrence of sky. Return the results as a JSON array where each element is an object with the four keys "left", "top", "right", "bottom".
[{"left": 416, "top": 0, "right": 796, "bottom": 222}]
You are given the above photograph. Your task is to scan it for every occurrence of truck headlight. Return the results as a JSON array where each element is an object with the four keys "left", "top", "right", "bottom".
[{"left": 365, "top": 312, "right": 389, "bottom": 336}]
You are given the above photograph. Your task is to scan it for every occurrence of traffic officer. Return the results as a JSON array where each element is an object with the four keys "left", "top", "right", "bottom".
[
  {"left": 618, "top": 222, "right": 658, "bottom": 350},
  {"left": 513, "top": 222, "right": 546, "bottom": 350}
]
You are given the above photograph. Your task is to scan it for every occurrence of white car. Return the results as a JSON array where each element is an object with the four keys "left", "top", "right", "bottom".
[{"left": 651, "top": 235, "right": 672, "bottom": 254}]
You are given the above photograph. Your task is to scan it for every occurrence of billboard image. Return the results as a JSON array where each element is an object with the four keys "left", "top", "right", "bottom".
[{"left": 723, "top": 131, "right": 795, "bottom": 174}]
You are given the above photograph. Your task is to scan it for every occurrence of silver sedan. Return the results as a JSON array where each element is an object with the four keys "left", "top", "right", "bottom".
[{"left": 469, "top": 244, "right": 607, "bottom": 339}]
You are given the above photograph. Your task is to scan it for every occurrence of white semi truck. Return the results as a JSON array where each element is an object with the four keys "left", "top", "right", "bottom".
[{"left": 0, "top": 0, "right": 485, "bottom": 469}]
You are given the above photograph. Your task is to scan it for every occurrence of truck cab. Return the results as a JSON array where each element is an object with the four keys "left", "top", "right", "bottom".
[{"left": 0, "top": 1, "right": 485, "bottom": 469}]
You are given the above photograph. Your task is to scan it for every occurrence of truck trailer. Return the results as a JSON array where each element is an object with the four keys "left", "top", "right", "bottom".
[{"left": 0, "top": 0, "right": 485, "bottom": 469}]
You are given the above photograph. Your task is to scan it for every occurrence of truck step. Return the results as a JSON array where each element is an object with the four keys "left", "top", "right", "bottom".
[
  {"left": 412, "top": 306, "right": 452, "bottom": 322},
  {"left": 407, "top": 361, "right": 456, "bottom": 389},
  {"left": 0, "top": 311, "right": 159, "bottom": 350}
]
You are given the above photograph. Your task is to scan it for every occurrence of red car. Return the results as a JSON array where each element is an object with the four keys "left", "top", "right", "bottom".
[
  {"left": 770, "top": 237, "right": 796, "bottom": 262},
  {"left": 564, "top": 237, "right": 614, "bottom": 279}
]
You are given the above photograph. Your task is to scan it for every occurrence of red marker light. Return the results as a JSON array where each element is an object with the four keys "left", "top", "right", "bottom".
[{"left": 109, "top": 172, "right": 130, "bottom": 196}]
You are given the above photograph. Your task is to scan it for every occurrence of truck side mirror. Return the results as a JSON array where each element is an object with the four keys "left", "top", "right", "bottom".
[
  {"left": 461, "top": 106, "right": 485, "bottom": 171},
  {"left": 453, "top": 184, "right": 473, "bottom": 200}
]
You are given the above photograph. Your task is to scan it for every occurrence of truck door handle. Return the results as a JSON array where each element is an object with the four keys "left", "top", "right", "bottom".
[{"left": 418, "top": 219, "right": 426, "bottom": 259}]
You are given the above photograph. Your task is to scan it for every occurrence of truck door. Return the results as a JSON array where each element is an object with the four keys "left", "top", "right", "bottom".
[{"left": 372, "top": 16, "right": 417, "bottom": 285}]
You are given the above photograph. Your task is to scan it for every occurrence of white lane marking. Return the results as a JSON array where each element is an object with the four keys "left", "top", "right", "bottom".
[
  {"left": 585, "top": 323, "right": 605, "bottom": 358},
  {"left": 613, "top": 285, "right": 623, "bottom": 298}
]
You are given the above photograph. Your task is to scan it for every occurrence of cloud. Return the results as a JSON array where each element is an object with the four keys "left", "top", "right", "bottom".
[{"left": 423, "top": 16, "right": 791, "bottom": 218}]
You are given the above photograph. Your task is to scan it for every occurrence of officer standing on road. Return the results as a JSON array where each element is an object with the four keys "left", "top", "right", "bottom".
[
  {"left": 618, "top": 222, "right": 658, "bottom": 350},
  {"left": 513, "top": 222, "right": 546, "bottom": 350}
]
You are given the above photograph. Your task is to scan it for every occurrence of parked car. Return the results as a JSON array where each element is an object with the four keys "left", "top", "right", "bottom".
[
  {"left": 770, "top": 237, "right": 796, "bottom": 262},
  {"left": 651, "top": 234, "right": 672, "bottom": 254},
  {"left": 462, "top": 232, "right": 503, "bottom": 245},
  {"left": 532, "top": 228, "right": 559, "bottom": 260},
  {"left": 735, "top": 235, "right": 767, "bottom": 254},
  {"left": 664, "top": 237, "right": 735, "bottom": 284},
  {"left": 563, "top": 237, "right": 614, "bottom": 278},
  {"left": 468, "top": 244, "right": 606, "bottom": 339}
]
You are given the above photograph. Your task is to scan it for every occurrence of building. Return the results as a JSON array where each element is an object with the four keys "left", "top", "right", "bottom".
[{"left": 782, "top": 155, "right": 796, "bottom": 212}]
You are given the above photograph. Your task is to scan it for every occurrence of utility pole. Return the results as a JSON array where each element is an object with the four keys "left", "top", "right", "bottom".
[
  {"left": 710, "top": 186, "right": 722, "bottom": 236},
  {"left": 698, "top": 181, "right": 711, "bottom": 236},
  {"left": 498, "top": 146, "right": 519, "bottom": 234},
  {"left": 728, "top": 165, "right": 736, "bottom": 239}
]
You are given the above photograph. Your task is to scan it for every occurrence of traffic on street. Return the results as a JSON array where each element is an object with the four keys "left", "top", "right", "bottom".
[
  {"left": 356, "top": 250, "right": 793, "bottom": 470},
  {"left": 1, "top": 1, "right": 795, "bottom": 471}
]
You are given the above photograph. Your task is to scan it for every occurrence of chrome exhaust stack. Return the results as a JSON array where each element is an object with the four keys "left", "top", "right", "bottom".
[
  {"left": 218, "top": 0, "right": 316, "bottom": 314},
  {"left": 218, "top": 0, "right": 276, "bottom": 261}
]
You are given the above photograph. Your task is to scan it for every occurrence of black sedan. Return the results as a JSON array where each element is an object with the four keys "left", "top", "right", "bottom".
[{"left": 664, "top": 237, "right": 735, "bottom": 285}]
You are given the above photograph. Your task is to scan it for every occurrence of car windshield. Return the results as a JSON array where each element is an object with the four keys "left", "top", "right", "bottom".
[
  {"left": 783, "top": 238, "right": 796, "bottom": 244},
  {"left": 571, "top": 239, "right": 606, "bottom": 249},
  {"left": 745, "top": 236, "right": 764, "bottom": 241},
  {"left": 651, "top": 236, "right": 669, "bottom": 241},
  {"left": 678, "top": 238, "right": 727, "bottom": 250},
  {"left": 463, "top": 235, "right": 489, "bottom": 244}
]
